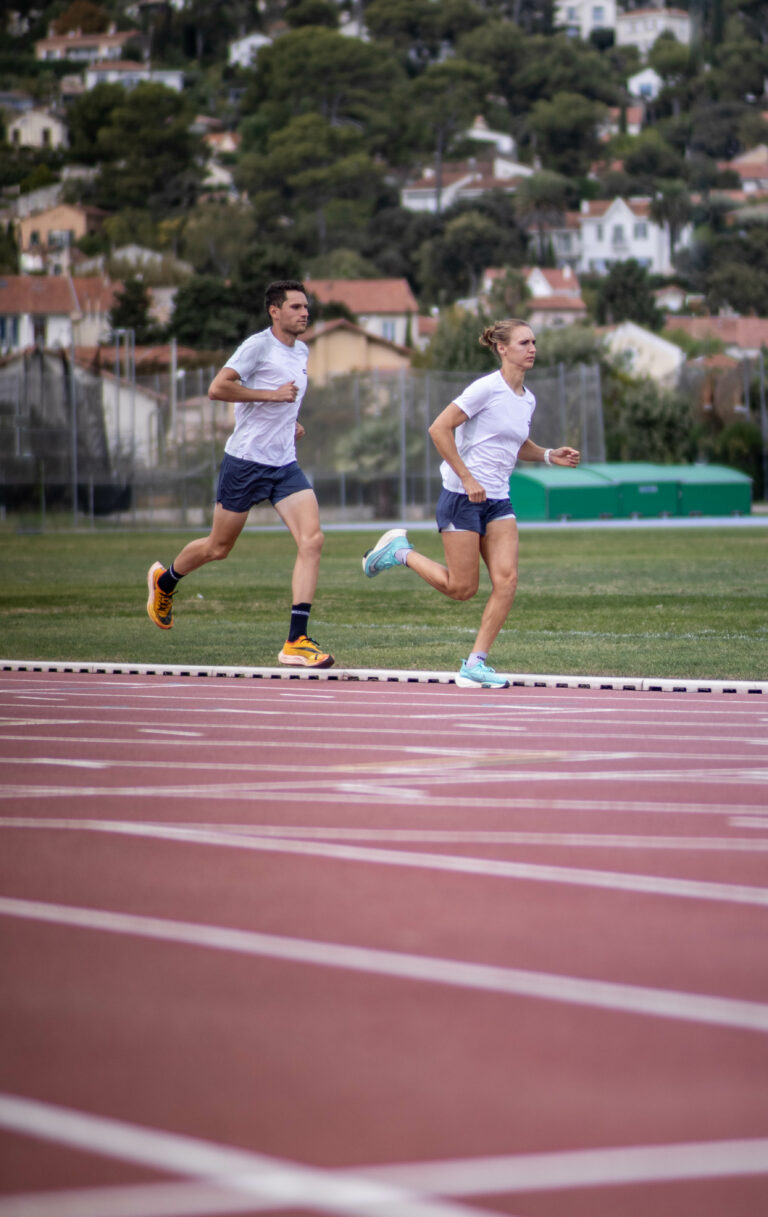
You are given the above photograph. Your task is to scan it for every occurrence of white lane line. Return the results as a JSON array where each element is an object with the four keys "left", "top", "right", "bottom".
[
  {"left": 369, "top": 1138, "right": 768, "bottom": 1195},
  {"left": 1, "top": 819, "right": 767, "bottom": 908},
  {"left": 0, "top": 1181, "right": 264, "bottom": 1217},
  {"left": 1, "top": 898, "right": 767, "bottom": 1032},
  {"left": 0, "top": 783, "right": 765, "bottom": 817},
  {"left": 0, "top": 1095, "right": 480, "bottom": 1217},
  {"left": 1, "top": 817, "right": 768, "bottom": 905},
  {"left": 4, "top": 1135, "right": 768, "bottom": 1216},
  {"left": 5, "top": 820, "right": 768, "bottom": 852}
]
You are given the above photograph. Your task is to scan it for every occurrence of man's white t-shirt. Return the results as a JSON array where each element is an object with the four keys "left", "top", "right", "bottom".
[
  {"left": 440, "top": 370, "right": 536, "bottom": 499},
  {"left": 223, "top": 328, "right": 309, "bottom": 466}
]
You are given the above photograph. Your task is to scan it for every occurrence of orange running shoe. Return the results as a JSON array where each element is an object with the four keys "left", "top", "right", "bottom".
[
  {"left": 278, "top": 635, "right": 334, "bottom": 668},
  {"left": 146, "top": 562, "right": 174, "bottom": 629}
]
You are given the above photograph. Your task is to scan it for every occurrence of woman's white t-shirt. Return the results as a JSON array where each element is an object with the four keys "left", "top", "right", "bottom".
[
  {"left": 223, "top": 328, "right": 309, "bottom": 466},
  {"left": 440, "top": 370, "right": 536, "bottom": 499}
]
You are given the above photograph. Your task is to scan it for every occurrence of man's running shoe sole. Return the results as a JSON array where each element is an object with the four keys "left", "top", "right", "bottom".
[{"left": 146, "top": 561, "right": 173, "bottom": 629}]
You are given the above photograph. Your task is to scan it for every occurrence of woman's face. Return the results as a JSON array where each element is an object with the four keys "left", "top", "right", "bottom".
[{"left": 499, "top": 326, "right": 536, "bottom": 372}]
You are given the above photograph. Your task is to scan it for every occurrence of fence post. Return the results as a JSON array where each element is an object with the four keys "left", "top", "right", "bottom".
[{"left": 758, "top": 351, "right": 768, "bottom": 500}]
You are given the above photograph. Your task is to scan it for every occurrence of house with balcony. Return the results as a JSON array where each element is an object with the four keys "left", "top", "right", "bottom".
[
  {"left": 578, "top": 196, "right": 690, "bottom": 275},
  {"left": 17, "top": 203, "right": 108, "bottom": 275},
  {"left": 615, "top": 6, "right": 691, "bottom": 57},
  {"left": 35, "top": 24, "right": 141, "bottom": 63}
]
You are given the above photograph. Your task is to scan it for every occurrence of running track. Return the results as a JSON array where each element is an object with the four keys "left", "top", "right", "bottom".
[{"left": 1, "top": 665, "right": 768, "bottom": 1216}]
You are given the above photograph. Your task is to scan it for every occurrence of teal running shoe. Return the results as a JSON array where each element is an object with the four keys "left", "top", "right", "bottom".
[
  {"left": 362, "top": 528, "right": 413, "bottom": 577},
  {"left": 456, "top": 659, "right": 510, "bottom": 689}
]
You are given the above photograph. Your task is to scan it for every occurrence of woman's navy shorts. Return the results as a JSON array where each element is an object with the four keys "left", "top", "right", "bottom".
[
  {"left": 435, "top": 488, "right": 516, "bottom": 535},
  {"left": 216, "top": 453, "right": 312, "bottom": 512}
]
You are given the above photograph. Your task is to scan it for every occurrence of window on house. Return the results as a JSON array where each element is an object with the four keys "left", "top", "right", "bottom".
[
  {"left": 612, "top": 224, "right": 625, "bottom": 242},
  {"left": 596, "top": 224, "right": 603, "bottom": 241},
  {"left": 30, "top": 231, "right": 40, "bottom": 246},
  {"left": 634, "top": 222, "right": 648, "bottom": 239},
  {"left": 592, "top": 6, "right": 604, "bottom": 24},
  {"left": 382, "top": 320, "right": 396, "bottom": 342},
  {"left": 42, "top": 127, "right": 51, "bottom": 147}
]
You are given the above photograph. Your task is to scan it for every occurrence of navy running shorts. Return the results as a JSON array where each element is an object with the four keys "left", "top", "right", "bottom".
[
  {"left": 216, "top": 453, "right": 312, "bottom": 512},
  {"left": 435, "top": 488, "right": 516, "bottom": 535}
]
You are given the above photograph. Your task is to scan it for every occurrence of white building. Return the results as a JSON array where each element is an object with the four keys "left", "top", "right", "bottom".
[
  {"left": 615, "top": 7, "right": 691, "bottom": 57},
  {"left": 84, "top": 62, "right": 184, "bottom": 91},
  {"left": 627, "top": 66, "right": 663, "bottom": 101},
  {"left": 35, "top": 24, "right": 140, "bottom": 63},
  {"left": 401, "top": 155, "right": 534, "bottom": 214},
  {"left": 7, "top": 108, "right": 68, "bottom": 151},
  {"left": 578, "top": 196, "right": 691, "bottom": 275},
  {"left": 555, "top": 0, "right": 617, "bottom": 40},
  {"left": 600, "top": 321, "right": 686, "bottom": 387},
  {"left": 228, "top": 32, "right": 272, "bottom": 68}
]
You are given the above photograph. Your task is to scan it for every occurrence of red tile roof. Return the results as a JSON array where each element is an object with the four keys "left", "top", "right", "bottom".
[
  {"left": 665, "top": 315, "right": 768, "bottom": 349},
  {"left": 305, "top": 278, "right": 418, "bottom": 315}
]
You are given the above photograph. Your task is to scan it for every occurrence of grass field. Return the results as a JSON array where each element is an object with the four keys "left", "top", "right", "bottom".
[{"left": 1, "top": 523, "right": 766, "bottom": 680}]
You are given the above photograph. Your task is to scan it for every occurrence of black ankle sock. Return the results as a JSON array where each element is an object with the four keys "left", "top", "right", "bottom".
[
  {"left": 288, "top": 602, "right": 311, "bottom": 642},
  {"left": 158, "top": 564, "right": 182, "bottom": 594}
]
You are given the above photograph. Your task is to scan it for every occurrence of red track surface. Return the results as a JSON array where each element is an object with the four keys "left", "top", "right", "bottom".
[{"left": 1, "top": 669, "right": 767, "bottom": 1216}]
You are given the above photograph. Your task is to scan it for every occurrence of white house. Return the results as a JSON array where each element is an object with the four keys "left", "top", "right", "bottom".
[
  {"left": 401, "top": 155, "right": 534, "bottom": 214},
  {"left": 464, "top": 115, "right": 516, "bottom": 158},
  {"left": 628, "top": 66, "right": 663, "bottom": 101},
  {"left": 84, "top": 62, "right": 184, "bottom": 91},
  {"left": 228, "top": 31, "right": 272, "bottom": 68},
  {"left": 578, "top": 196, "right": 691, "bottom": 275},
  {"left": 7, "top": 108, "right": 68, "bottom": 151},
  {"left": 616, "top": 7, "right": 691, "bottom": 57},
  {"left": 0, "top": 275, "right": 117, "bottom": 354},
  {"left": 35, "top": 24, "right": 141, "bottom": 63},
  {"left": 600, "top": 321, "right": 686, "bottom": 387},
  {"left": 555, "top": 0, "right": 617, "bottom": 40},
  {"left": 481, "top": 265, "right": 587, "bottom": 329}
]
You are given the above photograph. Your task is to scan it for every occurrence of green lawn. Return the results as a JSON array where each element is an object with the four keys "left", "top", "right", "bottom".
[{"left": 1, "top": 524, "right": 766, "bottom": 680}]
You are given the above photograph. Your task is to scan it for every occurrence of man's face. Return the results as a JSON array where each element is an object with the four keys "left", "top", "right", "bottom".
[{"left": 271, "top": 291, "right": 309, "bottom": 334}]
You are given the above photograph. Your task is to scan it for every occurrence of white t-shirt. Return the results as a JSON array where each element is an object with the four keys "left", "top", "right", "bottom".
[
  {"left": 440, "top": 370, "right": 536, "bottom": 499},
  {"left": 223, "top": 327, "right": 309, "bottom": 466}
]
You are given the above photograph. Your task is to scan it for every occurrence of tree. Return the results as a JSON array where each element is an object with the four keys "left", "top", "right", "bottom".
[
  {"left": 181, "top": 204, "right": 259, "bottom": 278},
  {"left": 237, "top": 113, "right": 386, "bottom": 254},
  {"left": 650, "top": 181, "right": 693, "bottom": 262},
  {"left": 93, "top": 83, "right": 203, "bottom": 216},
  {"left": 285, "top": 0, "right": 339, "bottom": 28},
  {"left": 606, "top": 379, "right": 698, "bottom": 464},
  {"left": 53, "top": 1, "right": 109, "bottom": 34},
  {"left": 169, "top": 275, "right": 249, "bottom": 350},
  {"left": 242, "top": 27, "right": 403, "bottom": 147},
  {"left": 527, "top": 92, "right": 608, "bottom": 178},
  {"left": 596, "top": 260, "right": 664, "bottom": 329},
  {"left": 513, "top": 171, "right": 572, "bottom": 262},
  {"left": 109, "top": 277, "right": 160, "bottom": 345},
  {"left": 364, "top": 0, "right": 443, "bottom": 66},
  {"left": 417, "top": 306, "right": 496, "bottom": 373},
  {"left": 66, "top": 83, "right": 126, "bottom": 165},
  {"left": 405, "top": 60, "right": 494, "bottom": 214}
]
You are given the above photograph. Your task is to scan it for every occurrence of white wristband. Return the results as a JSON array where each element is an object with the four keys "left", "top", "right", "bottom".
[{"left": 544, "top": 448, "right": 553, "bottom": 465}]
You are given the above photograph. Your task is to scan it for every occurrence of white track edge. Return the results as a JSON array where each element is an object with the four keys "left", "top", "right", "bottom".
[{"left": 1, "top": 659, "right": 766, "bottom": 695}]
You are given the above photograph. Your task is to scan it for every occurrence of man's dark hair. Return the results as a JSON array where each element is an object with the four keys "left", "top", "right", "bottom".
[{"left": 265, "top": 280, "right": 307, "bottom": 315}]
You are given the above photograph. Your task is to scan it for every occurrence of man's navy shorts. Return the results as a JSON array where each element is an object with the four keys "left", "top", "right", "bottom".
[
  {"left": 216, "top": 453, "right": 312, "bottom": 512},
  {"left": 435, "top": 489, "right": 516, "bottom": 535}
]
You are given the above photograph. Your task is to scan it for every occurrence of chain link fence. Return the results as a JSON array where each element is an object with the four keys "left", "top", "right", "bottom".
[{"left": 0, "top": 353, "right": 604, "bottom": 529}]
